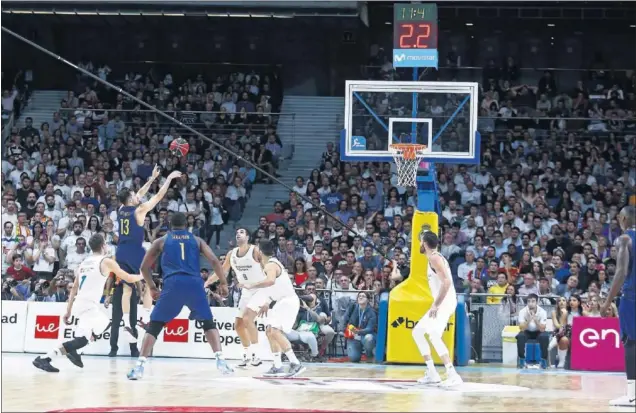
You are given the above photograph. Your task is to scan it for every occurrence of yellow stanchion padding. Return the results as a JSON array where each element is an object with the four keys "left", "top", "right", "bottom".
[{"left": 386, "top": 211, "right": 456, "bottom": 364}]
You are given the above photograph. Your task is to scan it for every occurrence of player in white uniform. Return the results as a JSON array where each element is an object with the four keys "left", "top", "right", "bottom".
[
  {"left": 248, "top": 240, "right": 304, "bottom": 378},
  {"left": 205, "top": 227, "right": 266, "bottom": 367},
  {"left": 33, "top": 234, "right": 143, "bottom": 373},
  {"left": 409, "top": 231, "right": 462, "bottom": 387}
]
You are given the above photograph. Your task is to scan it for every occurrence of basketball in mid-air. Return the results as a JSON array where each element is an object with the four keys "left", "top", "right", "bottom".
[{"left": 169, "top": 138, "right": 190, "bottom": 157}]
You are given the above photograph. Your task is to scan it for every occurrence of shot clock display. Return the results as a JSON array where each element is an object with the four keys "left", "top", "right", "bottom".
[{"left": 392, "top": 3, "right": 439, "bottom": 68}]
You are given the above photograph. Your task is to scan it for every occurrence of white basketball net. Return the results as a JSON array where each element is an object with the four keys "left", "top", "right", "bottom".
[{"left": 389, "top": 144, "right": 428, "bottom": 188}]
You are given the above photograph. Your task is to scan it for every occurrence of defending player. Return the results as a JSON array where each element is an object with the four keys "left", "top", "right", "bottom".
[
  {"left": 601, "top": 205, "right": 635, "bottom": 407},
  {"left": 127, "top": 212, "right": 233, "bottom": 380},
  {"left": 251, "top": 240, "right": 304, "bottom": 378},
  {"left": 206, "top": 227, "right": 265, "bottom": 368},
  {"left": 410, "top": 231, "right": 462, "bottom": 387},
  {"left": 33, "top": 234, "right": 143, "bottom": 372},
  {"left": 109, "top": 167, "right": 181, "bottom": 348}
]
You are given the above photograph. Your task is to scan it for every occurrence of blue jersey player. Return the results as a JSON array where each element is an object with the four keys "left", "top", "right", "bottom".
[
  {"left": 127, "top": 212, "right": 232, "bottom": 380},
  {"left": 602, "top": 205, "right": 635, "bottom": 407},
  {"left": 106, "top": 167, "right": 182, "bottom": 356}
]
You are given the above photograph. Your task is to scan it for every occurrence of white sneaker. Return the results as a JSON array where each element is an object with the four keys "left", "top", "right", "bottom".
[
  {"left": 417, "top": 370, "right": 441, "bottom": 385},
  {"left": 609, "top": 395, "right": 635, "bottom": 407},
  {"left": 440, "top": 370, "right": 463, "bottom": 388},
  {"left": 250, "top": 356, "right": 263, "bottom": 367}
]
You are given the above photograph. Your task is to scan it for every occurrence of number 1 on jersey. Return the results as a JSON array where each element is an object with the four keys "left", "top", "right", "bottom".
[{"left": 180, "top": 242, "right": 185, "bottom": 260}]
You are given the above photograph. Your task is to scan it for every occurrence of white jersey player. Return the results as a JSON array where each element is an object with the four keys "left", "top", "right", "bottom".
[
  {"left": 408, "top": 231, "right": 462, "bottom": 387},
  {"left": 205, "top": 227, "right": 266, "bottom": 367},
  {"left": 33, "top": 234, "right": 143, "bottom": 373},
  {"left": 248, "top": 240, "right": 304, "bottom": 378}
]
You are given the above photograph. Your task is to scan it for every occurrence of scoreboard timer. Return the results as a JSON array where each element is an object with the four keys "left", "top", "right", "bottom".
[{"left": 393, "top": 3, "right": 439, "bottom": 68}]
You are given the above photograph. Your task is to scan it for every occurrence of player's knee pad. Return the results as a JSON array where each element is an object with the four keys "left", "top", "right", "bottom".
[
  {"left": 146, "top": 321, "right": 166, "bottom": 339},
  {"left": 63, "top": 336, "right": 89, "bottom": 352},
  {"left": 199, "top": 319, "right": 216, "bottom": 332}
]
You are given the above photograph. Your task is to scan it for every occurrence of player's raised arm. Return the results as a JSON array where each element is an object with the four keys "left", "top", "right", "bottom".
[
  {"left": 602, "top": 234, "right": 632, "bottom": 314},
  {"left": 102, "top": 257, "right": 144, "bottom": 284},
  {"left": 429, "top": 254, "right": 452, "bottom": 308},
  {"left": 248, "top": 262, "right": 278, "bottom": 289},
  {"left": 136, "top": 171, "right": 182, "bottom": 219},
  {"left": 136, "top": 165, "right": 162, "bottom": 200},
  {"left": 198, "top": 237, "right": 226, "bottom": 285},
  {"left": 139, "top": 237, "right": 165, "bottom": 289}
]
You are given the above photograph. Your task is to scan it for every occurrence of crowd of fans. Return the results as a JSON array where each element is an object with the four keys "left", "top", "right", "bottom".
[
  {"left": 1, "top": 64, "right": 283, "bottom": 298},
  {"left": 2, "top": 53, "right": 635, "bottom": 365}
]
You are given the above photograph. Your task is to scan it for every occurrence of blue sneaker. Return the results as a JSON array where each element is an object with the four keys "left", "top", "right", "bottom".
[
  {"left": 216, "top": 358, "right": 234, "bottom": 375},
  {"left": 517, "top": 358, "right": 526, "bottom": 369},
  {"left": 127, "top": 364, "right": 145, "bottom": 380}
]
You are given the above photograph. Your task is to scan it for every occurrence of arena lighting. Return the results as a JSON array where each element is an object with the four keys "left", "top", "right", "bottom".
[
  {"left": 206, "top": 12, "right": 293, "bottom": 18},
  {"left": 465, "top": 22, "right": 473, "bottom": 26},
  {"left": 547, "top": 23, "right": 556, "bottom": 27}
]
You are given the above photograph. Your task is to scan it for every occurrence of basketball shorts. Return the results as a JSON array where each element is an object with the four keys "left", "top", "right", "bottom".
[
  {"left": 619, "top": 296, "right": 636, "bottom": 341},
  {"left": 116, "top": 248, "right": 145, "bottom": 286},
  {"left": 72, "top": 299, "right": 110, "bottom": 340},
  {"left": 267, "top": 296, "right": 300, "bottom": 334},
  {"left": 150, "top": 276, "right": 213, "bottom": 323},
  {"left": 242, "top": 288, "right": 272, "bottom": 314},
  {"left": 416, "top": 299, "right": 456, "bottom": 337}
]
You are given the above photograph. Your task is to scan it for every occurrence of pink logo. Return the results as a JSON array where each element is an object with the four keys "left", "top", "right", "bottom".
[
  {"left": 163, "top": 319, "right": 189, "bottom": 343},
  {"left": 34, "top": 315, "right": 60, "bottom": 339},
  {"left": 570, "top": 316, "right": 625, "bottom": 372}
]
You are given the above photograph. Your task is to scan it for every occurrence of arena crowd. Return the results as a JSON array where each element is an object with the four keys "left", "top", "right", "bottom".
[{"left": 1, "top": 53, "right": 634, "bottom": 364}]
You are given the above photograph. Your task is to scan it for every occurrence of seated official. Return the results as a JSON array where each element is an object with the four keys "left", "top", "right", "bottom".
[{"left": 516, "top": 293, "right": 550, "bottom": 369}]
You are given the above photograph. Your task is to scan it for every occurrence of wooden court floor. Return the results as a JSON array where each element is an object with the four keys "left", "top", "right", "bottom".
[{"left": 1, "top": 353, "right": 632, "bottom": 412}]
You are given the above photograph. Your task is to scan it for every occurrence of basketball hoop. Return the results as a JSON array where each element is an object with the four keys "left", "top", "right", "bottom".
[{"left": 389, "top": 143, "right": 428, "bottom": 187}]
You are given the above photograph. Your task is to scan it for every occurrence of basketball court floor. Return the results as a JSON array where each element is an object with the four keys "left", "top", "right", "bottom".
[{"left": 1, "top": 353, "right": 632, "bottom": 412}]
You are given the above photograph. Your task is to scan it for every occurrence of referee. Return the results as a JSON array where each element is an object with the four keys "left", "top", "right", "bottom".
[{"left": 106, "top": 276, "right": 140, "bottom": 357}]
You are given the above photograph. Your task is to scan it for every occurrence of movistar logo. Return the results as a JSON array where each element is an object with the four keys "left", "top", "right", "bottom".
[{"left": 394, "top": 54, "right": 406, "bottom": 63}]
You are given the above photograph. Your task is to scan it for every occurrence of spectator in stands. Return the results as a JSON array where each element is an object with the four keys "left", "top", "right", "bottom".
[
  {"left": 499, "top": 284, "right": 521, "bottom": 322},
  {"left": 486, "top": 272, "right": 508, "bottom": 304},
  {"left": 516, "top": 293, "right": 550, "bottom": 369},
  {"left": 6, "top": 254, "right": 34, "bottom": 282},
  {"left": 344, "top": 291, "right": 377, "bottom": 363},
  {"left": 518, "top": 273, "right": 539, "bottom": 296}
]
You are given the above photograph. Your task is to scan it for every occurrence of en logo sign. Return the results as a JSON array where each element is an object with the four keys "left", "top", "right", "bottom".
[{"left": 570, "top": 316, "right": 625, "bottom": 372}]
